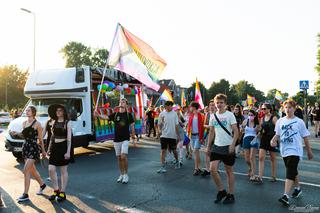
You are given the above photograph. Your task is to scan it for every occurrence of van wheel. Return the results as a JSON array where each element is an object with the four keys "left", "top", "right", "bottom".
[{"left": 12, "top": 152, "right": 22, "bottom": 159}]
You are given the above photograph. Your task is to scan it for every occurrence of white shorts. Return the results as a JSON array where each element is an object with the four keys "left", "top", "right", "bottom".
[{"left": 113, "top": 140, "right": 129, "bottom": 156}]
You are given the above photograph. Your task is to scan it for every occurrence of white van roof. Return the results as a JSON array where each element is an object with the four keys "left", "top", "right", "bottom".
[{"left": 24, "top": 67, "right": 89, "bottom": 97}]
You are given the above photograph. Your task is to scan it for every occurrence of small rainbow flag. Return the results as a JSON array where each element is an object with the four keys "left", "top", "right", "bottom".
[
  {"left": 160, "top": 88, "right": 174, "bottom": 102},
  {"left": 181, "top": 89, "right": 187, "bottom": 107},
  {"left": 195, "top": 78, "right": 204, "bottom": 109},
  {"left": 275, "top": 90, "right": 283, "bottom": 101}
]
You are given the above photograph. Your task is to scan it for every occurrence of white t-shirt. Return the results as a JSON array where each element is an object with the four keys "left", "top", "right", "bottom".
[
  {"left": 209, "top": 111, "right": 237, "bottom": 146},
  {"left": 275, "top": 116, "right": 310, "bottom": 158},
  {"left": 158, "top": 110, "right": 179, "bottom": 139}
]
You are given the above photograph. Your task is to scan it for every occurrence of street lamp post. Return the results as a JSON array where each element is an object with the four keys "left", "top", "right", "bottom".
[
  {"left": 21, "top": 8, "right": 36, "bottom": 72},
  {"left": 5, "top": 82, "right": 8, "bottom": 107}
]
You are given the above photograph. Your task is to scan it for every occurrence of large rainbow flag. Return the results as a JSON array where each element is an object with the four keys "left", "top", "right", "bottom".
[
  {"left": 160, "top": 88, "right": 174, "bottom": 102},
  {"left": 275, "top": 90, "right": 283, "bottom": 101},
  {"left": 107, "top": 23, "right": 167, "bottom": 91},
  {"left": 181, "top": 89, "right": 187, "bottom": 107},
  {"left": 195, "top": 78, "right": 204, "bottom": 109}
]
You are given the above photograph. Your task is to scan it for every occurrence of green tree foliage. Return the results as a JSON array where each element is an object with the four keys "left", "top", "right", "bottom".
[
  {"left": 91, "top": 49, "right": 109, "bottom": 67},
  {"left": 60, "top": 41, "right": 92, "bottom": 67},
  {"left": 0, "top": 65, "right": 28, "bottom": 109},
  {"left": 60, "top": 41, "right": 109, "bottom": 68},
  {"left": 231, "top": 80, "right": 265, "bottom": 103}
]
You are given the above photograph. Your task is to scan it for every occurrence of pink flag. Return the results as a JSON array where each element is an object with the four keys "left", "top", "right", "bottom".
[{"left": 195, "top": 78, "right": 204, "bottom": 109}]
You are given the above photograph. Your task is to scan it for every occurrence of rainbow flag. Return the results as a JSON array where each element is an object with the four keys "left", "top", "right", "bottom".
[
  {"left": 107, "top": 23, "right": 167, "bottom": 91},
  {"left": 181, "top": 89, "right": 187, "bottom": 107},
  {"left": 275, "top": 90, "right": 283, "bottom": 101},
  {"left": 160, "top": 88, "right": 174, "bottom": 102},
  {"left": 195, "top": 78, "right": 204, "bottom": 109},
  {"left": 247, "top": 94, "right": 254, "bottom": 105}
]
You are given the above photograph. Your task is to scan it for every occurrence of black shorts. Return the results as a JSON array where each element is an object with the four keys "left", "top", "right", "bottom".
[
  {"left": 283, "top": 155, "right": 300, "bottom": 180},
  {"left": 160, "top": 137, "right": 177, "bottom": 151},
  {"left": 210, "top": 152, "right": 235, "bottom": 166},
  {"left": 260, "top": 135, "right": 277, "bottom": 152}
]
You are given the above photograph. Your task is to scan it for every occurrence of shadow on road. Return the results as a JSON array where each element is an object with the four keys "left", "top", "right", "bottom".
[{"left": 0, "top": 187, "right": 24, "bottom": 213}]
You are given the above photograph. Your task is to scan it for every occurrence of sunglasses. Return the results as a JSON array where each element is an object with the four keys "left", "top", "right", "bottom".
[{"left": 261, "top": 108, "right": 267, "bottom": 110}]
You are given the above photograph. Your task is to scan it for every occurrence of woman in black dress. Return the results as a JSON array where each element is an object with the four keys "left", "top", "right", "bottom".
[
  {"left": 15, "top": 106, "right": 47, "bottom": 202},
  {"left": 256, "top": 103, "right": 278, "bottom": 184},
  {"left": 312, "top": 102, "right": 320, "bottom": 137},
  {"left": 47, "top": 105, "right": 72, "bottom": 202}
]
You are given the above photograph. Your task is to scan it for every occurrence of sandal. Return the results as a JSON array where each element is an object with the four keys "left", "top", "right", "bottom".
[{"left": 252, "top": 176, "right": 263, "bottom": 184}]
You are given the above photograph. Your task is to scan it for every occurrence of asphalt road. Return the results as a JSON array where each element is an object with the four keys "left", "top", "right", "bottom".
[{"left": 0, "top": 129, "right": 319, "bottom": 213}]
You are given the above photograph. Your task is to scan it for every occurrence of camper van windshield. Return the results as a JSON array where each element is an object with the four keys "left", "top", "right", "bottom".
[{"left": 22, "top": 98, "right": 82, "bottom": 117}]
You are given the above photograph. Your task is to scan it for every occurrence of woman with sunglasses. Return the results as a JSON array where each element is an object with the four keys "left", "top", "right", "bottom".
[
  {"left": 47, "top": 105, "right": 72, "bottom": 202},
  {"left": 255, "top": 103, "right": 278, "bottom": 184}
]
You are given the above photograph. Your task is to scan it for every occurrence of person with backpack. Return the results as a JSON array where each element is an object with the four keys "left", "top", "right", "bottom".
[
  {"left": 207, "top": 94, "right": 239, "bottom": 204},
  {"left": 95, "top": 98, "right": 135, "bottom": 184}
]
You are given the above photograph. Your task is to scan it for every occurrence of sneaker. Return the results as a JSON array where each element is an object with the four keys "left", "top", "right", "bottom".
[
  {"left": 193, "top": 169, "right": 202, "bottom": 176},
  {"left": 122, "top": 174, "right": 129, "bottom": 184},
  {"left": 179, "top": 161, "right": 183, "bottom": 167},
  {"left": 117, "top": 175, "right": 123, "bottom": 183},
  {"left": 214, "top": 190, "right": 227, "bottom": 203},
  {"left": 292, "top": 189, "right": 302, "bottom": 198},
  {"left": 223, "top": 194, "right": 235, "bottom": 204},
  {"left": 175, "top": 162, "right": 181, "bottom": 169},
  {"left": 36, "top": 184, "right": 46, "bottom": 195},
  {"left": 46, "top": 177, "right": 51, "bottom": 182},
  {"left": 201, "top": 169, "right": 210, "bottom": 177},
  {"left": 17, "top": 194, "right": 29, "bottom": 202},
  {"left": 157, "top": 166, "right": 167, "bottom": 173},
  {"left": 56, "top": 192, "right": 66, "bottom": 202},
  {"left": 48, "top": 190, "right": 59, "bottom": 201},
  {"left": 278, "top": 195, "right": 290, "bottom": 206}
]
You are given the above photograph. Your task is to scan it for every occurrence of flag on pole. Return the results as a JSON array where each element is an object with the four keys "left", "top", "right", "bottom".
[
  {"left": 247, "top": 94, "right": 254, "bottom": 105},
  {"left": 181, "top": 89, "right": 187, "bottom": 107},
  {"left": 107, "top": 23, "right": 167, "bottom": 91},
  {"left": 195, "top": 78, "right": 204, "bottom": 109},
  {"left": 275, "top": 90, "right": 283, "bottom": 101},
  {"left": 160, "top": 88, "right": 174, "bottom": 102}
]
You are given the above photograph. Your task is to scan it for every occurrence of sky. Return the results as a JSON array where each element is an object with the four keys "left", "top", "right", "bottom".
[{"left": 0, "top": 0, "right": 319, "bottom": 96}]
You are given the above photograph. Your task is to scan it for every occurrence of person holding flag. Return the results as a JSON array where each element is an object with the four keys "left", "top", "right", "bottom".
[{"left": 187, "top": 101, "right": 205, "bottom": 176}]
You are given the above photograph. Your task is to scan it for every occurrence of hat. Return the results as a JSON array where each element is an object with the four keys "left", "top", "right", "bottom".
[
  {"left": 243, "top": 107, "right": 249, "bottom": 111},
  {"left": 48, "top": 104, "right": 66, "bottom": 120}
]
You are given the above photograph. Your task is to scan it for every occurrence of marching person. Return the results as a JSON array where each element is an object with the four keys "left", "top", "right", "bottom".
[
  {"left": 207, "top": 94, "right": 239, "bottom": 204},
  {"left": 14, "top": 106, "right": 47, "bottom": 202},
  {"left": 187, "top": 102, "right": 205, "bottom": 176},
  {"left": 157, "top": 101, "right": 180, "bottom": 173},
  {"left": 270, "top": 100, "right": 313, "bottom": 206},
  {"left": 47, "top": 105, "right": 72, "bottom": 202},
  {"left": 95, "top": 98, "right": 135, "bottom": 184}
]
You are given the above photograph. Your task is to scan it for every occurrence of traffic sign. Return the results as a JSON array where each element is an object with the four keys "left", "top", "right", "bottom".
[{"left": 299, "top": 80, "right": 309, "bottom": 90}]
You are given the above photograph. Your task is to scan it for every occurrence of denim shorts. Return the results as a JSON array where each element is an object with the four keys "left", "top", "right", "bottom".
[
  {"left": 191, "top": 135, "right": 201, "bottom": 149},
  {"left": 243, "top": 136, "right": 259, "bottom": 149}
]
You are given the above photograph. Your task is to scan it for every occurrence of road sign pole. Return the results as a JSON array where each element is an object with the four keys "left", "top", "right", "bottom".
[{"left": 303, "top": 89, "right": 308, "bottom": 127}]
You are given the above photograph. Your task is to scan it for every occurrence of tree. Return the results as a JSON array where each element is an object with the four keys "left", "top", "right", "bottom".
[
  {"left": 266, "top": 89, "right": 289, "bottom": 102},
  {"left": 0, "top": 65, "right": 29, "bottom": 109},
  {"left": 231, "top": 80, "right": 265, "bottom": 104},
  {"left": 91, "top": 48, "right": 109, "bottom": 67},
  {"left": 207, "top": 79, "right": 237, "bottom": 104},
  {"left": 60, "top": 41, "right": 92, "bottom": 67}
]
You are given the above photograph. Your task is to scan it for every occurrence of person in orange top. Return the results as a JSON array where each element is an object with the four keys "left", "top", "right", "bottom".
[{"left": 187, "top": 101, "right": 205, "bottom": 176}]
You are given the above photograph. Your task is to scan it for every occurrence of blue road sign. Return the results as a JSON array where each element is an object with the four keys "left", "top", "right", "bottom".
[{"left": 299, "top": 80, "right": 309, "bottom": 90}]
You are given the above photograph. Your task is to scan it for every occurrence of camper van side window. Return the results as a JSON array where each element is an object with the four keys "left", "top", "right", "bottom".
[{"left": 75, "top": 68, "right": 85, "bottom": 83}]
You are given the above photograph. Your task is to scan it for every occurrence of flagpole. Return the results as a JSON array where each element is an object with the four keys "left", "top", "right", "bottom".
[
  {"left": 95, "top": 63, "right": 108, "bottom": 111},
  {"left": 154, "top": 96, "right": 161, "bottom": 106}
]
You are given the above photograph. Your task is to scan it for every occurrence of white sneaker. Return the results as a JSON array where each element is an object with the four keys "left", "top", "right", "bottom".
[
  {"left": 122, "top": 174, "right": 129, "bottom": 184},
  {"left": 157, "top": 166, "right": 167, "bottom": 173},
  {"left": 117, "top": 175, "right": 124, "bottom": 183}
]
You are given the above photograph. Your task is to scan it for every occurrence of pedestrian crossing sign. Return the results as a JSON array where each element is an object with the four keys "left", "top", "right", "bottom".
[{"left": 299, "top": 80, "right": 309, "bottom": 90}]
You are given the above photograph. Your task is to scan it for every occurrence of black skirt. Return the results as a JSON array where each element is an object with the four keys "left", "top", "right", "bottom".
[{"left": 49, "top": 141, "right": 72, "bottom": 166}]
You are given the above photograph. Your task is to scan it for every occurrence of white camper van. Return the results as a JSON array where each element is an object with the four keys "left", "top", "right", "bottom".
[{"left": 5, "top": 66, "right": 143, "bottom": 159}]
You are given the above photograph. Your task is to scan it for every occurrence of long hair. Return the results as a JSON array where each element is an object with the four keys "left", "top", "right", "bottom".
[{"left": 249, "top": 109, "right": 259, "bottom": 126}]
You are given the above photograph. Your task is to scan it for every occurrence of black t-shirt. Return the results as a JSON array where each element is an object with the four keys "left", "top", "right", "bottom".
[
  {"left": 109, "top": 112, "right": 134, "bottom": 142},
  {"left": 146, "top": 110, "right": 155, "bottom": 122}
]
